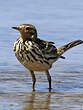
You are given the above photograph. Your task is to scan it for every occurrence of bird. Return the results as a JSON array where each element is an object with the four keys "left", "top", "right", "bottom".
[{"left": 12, "top": 24, "right": 83, "bottom": 91}]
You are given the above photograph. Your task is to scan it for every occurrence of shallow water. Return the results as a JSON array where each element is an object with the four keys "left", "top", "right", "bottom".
[{"left": 0, "top": 0, "right": 83, "bottom": 110}]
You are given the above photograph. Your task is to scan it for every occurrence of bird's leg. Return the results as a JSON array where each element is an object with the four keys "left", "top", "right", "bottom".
[
  {"left": 45, "top": 70, "right": 52, "bottom": 91},
  {"left": 30, "top": 70, "right": 36, "bottom": 91}
]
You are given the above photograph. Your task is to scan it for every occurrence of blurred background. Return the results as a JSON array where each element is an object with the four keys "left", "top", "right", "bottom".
[{"left": 0, "top": 0, "right": 83, "bottom": 110}]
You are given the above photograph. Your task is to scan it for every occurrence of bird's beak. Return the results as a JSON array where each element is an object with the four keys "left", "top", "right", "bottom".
[{"left": 12, "top": 27, "right": 20, "bottom": 30}]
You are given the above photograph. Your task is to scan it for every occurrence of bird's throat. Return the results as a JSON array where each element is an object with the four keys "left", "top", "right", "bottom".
[{"left": 19, "top": 36, "right": 23, "bottom": 42}]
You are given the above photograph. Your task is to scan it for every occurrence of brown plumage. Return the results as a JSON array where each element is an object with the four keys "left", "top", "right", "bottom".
[{"left": 12, "top": 24, "right": 83, "bottom": 91}]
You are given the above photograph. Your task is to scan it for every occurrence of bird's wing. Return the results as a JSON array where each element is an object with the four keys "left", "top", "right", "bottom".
[
  {"left": 25, "top": 38, "right": 65, "bottom": 65},
  {"left": 34, "top": 38, "right": 65, "bottom": 60},
  {"left": 34, "top": 38, "right": 58, "bottom": 60}
]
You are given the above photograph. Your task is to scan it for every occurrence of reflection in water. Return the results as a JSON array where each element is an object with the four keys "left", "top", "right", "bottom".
[
  {"left": 0, "top": 70, "right": 83, "bottom": 110},
  {"left": 23, "top": 92, "right": 51, "bottom": 110},
  {"left": 21, "top": 91, "right": 83, "bottom": 110}
]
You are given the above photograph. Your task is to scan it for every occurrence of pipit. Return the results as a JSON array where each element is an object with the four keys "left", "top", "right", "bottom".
[{"left": 12, "top": 24, "right": 83, "bottom": 91}]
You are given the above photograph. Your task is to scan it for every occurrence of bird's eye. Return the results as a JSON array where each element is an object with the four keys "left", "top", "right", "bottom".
[{"left": 26, "top": 27, "right": 30, "bottom": 30}]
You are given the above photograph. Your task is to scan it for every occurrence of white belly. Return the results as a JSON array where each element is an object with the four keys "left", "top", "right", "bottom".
[
  {"left": 20, "top": 59, "right": 51, "bottom": 71},
  {"left": 15, "top": 52, "right": 51, "bottom": 71}
]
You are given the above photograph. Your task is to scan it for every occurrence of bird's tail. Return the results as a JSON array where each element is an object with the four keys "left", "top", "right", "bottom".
[{"left": 57, "top": 40, "right": 83, "bottom": 56}]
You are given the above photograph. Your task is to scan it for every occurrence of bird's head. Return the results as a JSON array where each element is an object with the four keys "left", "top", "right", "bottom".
[{"left": 12, "top": 24, "right": 37, "bottom": 41}]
